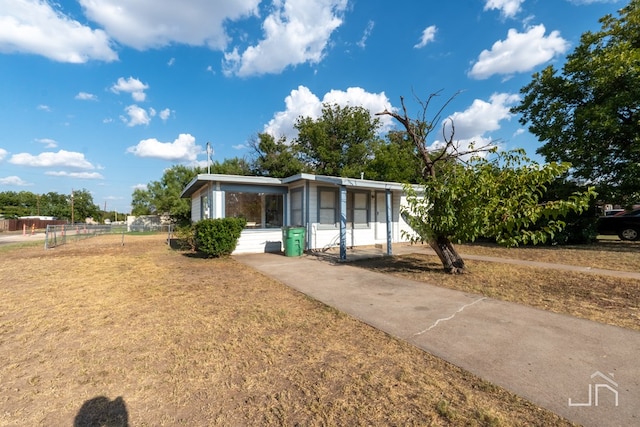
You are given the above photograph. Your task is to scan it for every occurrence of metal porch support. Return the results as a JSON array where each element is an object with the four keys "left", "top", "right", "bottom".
[
  {"left": 339, "top": 185, "right": 347, "bottom": 261},
  {"left": 386, "top": 188, "right": 393, "bottom": 255}
]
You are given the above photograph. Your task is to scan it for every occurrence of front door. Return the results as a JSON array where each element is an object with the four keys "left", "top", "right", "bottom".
[{"left": 375, "top": 191, "right": 389, "bottom": 240}]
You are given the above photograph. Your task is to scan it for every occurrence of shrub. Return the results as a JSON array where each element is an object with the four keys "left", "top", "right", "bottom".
[
  {"left": 194, "top": 217, "right": 246, "bottom": 257},
  {"left": 172, "top": 224, "right": 196, "bottom": 251}
]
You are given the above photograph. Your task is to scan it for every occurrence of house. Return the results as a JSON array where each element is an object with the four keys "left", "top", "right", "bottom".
[{"left": 180, "top": 173, "right": 419, "bottom": 260}]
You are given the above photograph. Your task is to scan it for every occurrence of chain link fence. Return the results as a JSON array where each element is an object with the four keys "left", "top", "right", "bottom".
[{"left": 44, "top": 224, "right": 124, "bottom": 249}]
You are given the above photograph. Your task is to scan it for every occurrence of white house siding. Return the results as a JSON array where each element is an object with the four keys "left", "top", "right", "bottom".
[
  {"left": 191, "top": 193, "right": 202, "bottom": 222},
  {"left": 184, "top": 174, "right": 419, "bottom": 255},
  {"left": 234, "top": 229, "right": 283, "bottom": 254}
]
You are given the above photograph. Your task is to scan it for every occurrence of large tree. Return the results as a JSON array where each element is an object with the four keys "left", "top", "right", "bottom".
[
  {"left": 250, "top": 133, "right": 304, "bottom": 178},
  {"left": 295, "top": 103, "right": 381, "bottom": 177},
  {"left": 132, "top": 165, "right": 203, "bottom": 224},
  {"left": 379, "top": 95, "right": 595, "bottom": 274},
  {"left": 512, "top": 0, "right": 640, "bottom": 203}
]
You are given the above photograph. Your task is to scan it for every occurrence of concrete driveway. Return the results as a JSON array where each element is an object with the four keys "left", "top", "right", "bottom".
[{"left": 235, "top": 250, "right": 640, "bottom": 427}]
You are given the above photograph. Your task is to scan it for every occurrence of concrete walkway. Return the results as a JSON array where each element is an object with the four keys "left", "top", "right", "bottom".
[{"left": 235, "top": 250, "right": 640, "bottom": 427}]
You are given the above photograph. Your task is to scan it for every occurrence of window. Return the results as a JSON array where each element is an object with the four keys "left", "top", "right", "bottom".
[
  {"left": 291, "top": 188, "right": 304, "bottom": 226},
  {"left": 318, "top": 188, "right": 337, "bottom": 225},
  {"left": 349, "top": 191, "right": 369, "bottom": 227},
  {"left": 200, "top": 195, "right": 209, "bottom": 219},
  {"left": 225, "top": 192, "right": 283, "bottom": 228},
  {"left": 317, "top": 188, "right": 370, "bottom": 228}
]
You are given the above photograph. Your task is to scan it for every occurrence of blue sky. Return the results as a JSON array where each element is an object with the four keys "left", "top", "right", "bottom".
[{"left": 0, "top": 0, "right": 626, "bottom": 213}]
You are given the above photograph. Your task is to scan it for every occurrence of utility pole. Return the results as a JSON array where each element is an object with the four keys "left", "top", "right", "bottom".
[
  {"left": 71, "top": 189, "right": 74, "bottom": 224},
  {"left": 206, "top": 141, "right": 212, "bottom": 174}
]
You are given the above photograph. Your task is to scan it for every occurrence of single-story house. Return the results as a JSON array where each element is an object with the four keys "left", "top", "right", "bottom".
[{"left": 180, "top": 173, "right": 419, "bottom": 260}]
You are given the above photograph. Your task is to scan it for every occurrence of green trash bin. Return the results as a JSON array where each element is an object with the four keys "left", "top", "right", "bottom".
[{"left": 282, "top": 226, "right": 306, "bottom": 257}]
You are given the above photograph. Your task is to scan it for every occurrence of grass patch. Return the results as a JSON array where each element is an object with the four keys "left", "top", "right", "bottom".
[
  {"left": 0, "top": 234, "right": 574, "bottom": 426},
  {"left": 353, "top": 244, "right": 640, "bottom": 331}
]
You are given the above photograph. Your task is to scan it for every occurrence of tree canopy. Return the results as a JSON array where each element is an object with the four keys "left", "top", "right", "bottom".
[
  {"left": 379, "top": 94, "right": 596, "bottom": 273},
  {"left": 0, "top": 189, "right": 100, "bottom": 221},
  {"left": 512, "top": 0, "right": 640, "bottom": 203},
  {"left": 294, "top": 103, "right": 381, "bottom": 177}
]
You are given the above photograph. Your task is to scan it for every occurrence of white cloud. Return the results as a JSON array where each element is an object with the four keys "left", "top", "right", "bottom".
[
  {"left": 223, "top": 0, "right": 348, "bottom": 77},
  {"left": 75, "top": 92, "right": 98, "bottom": 101},
  {"left": 126, "top": 133, "right": 202, "bottom": 162},
  {"left": 483, "top": 0, "right": 525, "bottom": 18},
  {"left": 35, "top": 138, "right": 58, "bottom": 148},
  {"left": 159, "top": 108, "right": 172, "bottom": 121},
  {"left": 414, "top": 25, "right": 437, "bottom": 49},
  {"left": 122, "top": 105, "right": 152, "bottom": 127},
  {"left": 111, "top": 77, "right": 149, "bottom": 102},
  {"left": 45, "top": 171, "right": 104, "bottom": 179},
  {"left": 264, "top": 85, "right": 393, "bottom": 140},
  {"left": 0, "top": 148, "right": 7, "bottom": 161},
  {"left": 37, "top": 104, "right": 51, "bottom": 112},
  {"left": 9, "top": 150, "right": 96, "bottom": 169},
  {"left": 357, "top": 20, "right": 375, "bottom": 49},
  {"left": 132, "top": 183, "right": 148, "bottom": 191},
  {"left": 468, "top": 24, "right": 569, "bottom": 79},
  {"left": 0, "top": 0, "right": 117, "bottom": 63},
  {"left": 79, "top": 0, "right": 260, "bottom": 50},
  {"left": 0, "top": 176, "right": 31, "bottom": 186},
  {"left": 167, "top": 57, "right": 175, "bottom": 66},
  {"left": 430, "top": 93, "right": 520, "bottom": 153}
]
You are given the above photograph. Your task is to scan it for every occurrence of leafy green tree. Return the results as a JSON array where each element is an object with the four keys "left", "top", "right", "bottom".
[
  {"left": 365, "top": 131, "right": 423, "bottom": 183},
  {"left": 70, "top": 189, "right": 100, "bottom": 222},
  {"left": 512, "top": 0, "right": 640, "bottom": 203},
  {"left": 295, "top": 103, "right": 381, "bottom": 177},
  {"left": 132, "top": 165, "right": 202, "bottom": 225},
  {"left": 41, "top": 192, "right": 70, "bottom": 218},
  {"left": 379, "top": 95, "right": 596, "bottom": 273},
  {"left": 250, "top": 133, "right": 304, "bottom": 178},
  {"left": 210, "top": 157, "right": 253, "bottom": 175}
]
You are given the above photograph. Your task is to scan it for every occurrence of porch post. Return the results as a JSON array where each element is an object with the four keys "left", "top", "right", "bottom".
[
  {"left": 339, "top": 185, "right": 347, "bottom": 261},
  {"left": 386, "top": 189, "right": 392, "bottom": 255}
]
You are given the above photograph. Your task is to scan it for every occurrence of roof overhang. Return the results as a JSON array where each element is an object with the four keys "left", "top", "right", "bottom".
[{"left": 181, "top": 173, "right": 420, "bottom": 198}]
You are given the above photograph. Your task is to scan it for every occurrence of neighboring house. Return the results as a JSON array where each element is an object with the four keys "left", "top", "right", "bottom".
[{"left": 181, "top": 173, "right": 419, "bottom": 260}]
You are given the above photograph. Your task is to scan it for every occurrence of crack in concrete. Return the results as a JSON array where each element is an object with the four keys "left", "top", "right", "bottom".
[{"left": 412, "top": 297, "right": 487, "bottom": 336}]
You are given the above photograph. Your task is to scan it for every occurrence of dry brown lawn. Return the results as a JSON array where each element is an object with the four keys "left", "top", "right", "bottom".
[
  {"left": 353, "top": 241, "right": 640, "bottom": 331},
  {"left": 0, "top": 234, "right": 575, "bottom": 426}
]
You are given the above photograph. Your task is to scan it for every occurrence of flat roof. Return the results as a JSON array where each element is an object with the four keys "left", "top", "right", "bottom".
[{"left": 181, "top": 173, "right": 416, "bottom": 198}]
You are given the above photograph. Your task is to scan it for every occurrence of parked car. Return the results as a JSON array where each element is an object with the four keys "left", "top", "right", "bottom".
[{"left": 597, "top": 208, "right": 640, "bottom": 241}]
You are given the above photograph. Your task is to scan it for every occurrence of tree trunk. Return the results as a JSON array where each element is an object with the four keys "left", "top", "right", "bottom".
[{"left": 429, "top": 236, "right": 466, "bottom": 274}]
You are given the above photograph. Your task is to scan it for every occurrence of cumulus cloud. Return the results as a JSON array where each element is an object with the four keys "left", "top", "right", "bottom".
[
  {"left": 264, "top": 86, "right": 393, "bottom": 140},
  {"left": 0, "top": 148, "right": 7, "bottom": 161},
  {"left": 0, "top": 0, "right": 117, "bottom": 63},
  {"left": 132, "top": 183, "right": 148, "bottom": 191},
  {"left": 159, "top": 108, "right": 172, "bottom": 121},
  {"left": 111, "top": 77, "right": 149, "bottom": 102},
  {"left": 468, "top": 24, "right": 569, "bottom": 79},
  {"left": 430, "top": 93, "right": 520, "bottom": 153},
  {"left": 414, "top": 25, "right": 437, "bottom": 49},
  {"left": 9, "top": 150, "right": 96, "bottom": 169},
  {"left": 45, "top": 171, "right": 104, "bottom": 179},
  {"left": 75, "top": 92, "right": 98, "bottom": 101},
  {"left": 126, "top": 133, "right": 202, "bottom": 162},
  {"left": 79, "top": 0, "right": 260, "bottom": 50},
  {"left": 483, "top": 0, "right": 525, "bottom": 18},
  {"left": 223, "top": 0, "right": 348, "bottom": 77},
  {"left": 35, "top": 138, "right": 58, "bottom": 148},
  {"left": 121, "top": 105, "right": 152, "bottom": 127},
  {"left": 0, "top": 175, "right": 31, "bottom": 186}
]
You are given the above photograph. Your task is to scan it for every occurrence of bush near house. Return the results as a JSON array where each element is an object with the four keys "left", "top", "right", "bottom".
[{"left": 194, "top": 217, "right": 246, "bottom": 257}]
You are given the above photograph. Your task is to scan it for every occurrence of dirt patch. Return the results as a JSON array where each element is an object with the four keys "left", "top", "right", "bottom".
[{"left": 0, "top": 234, "right": 574, "bottom": 426}]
